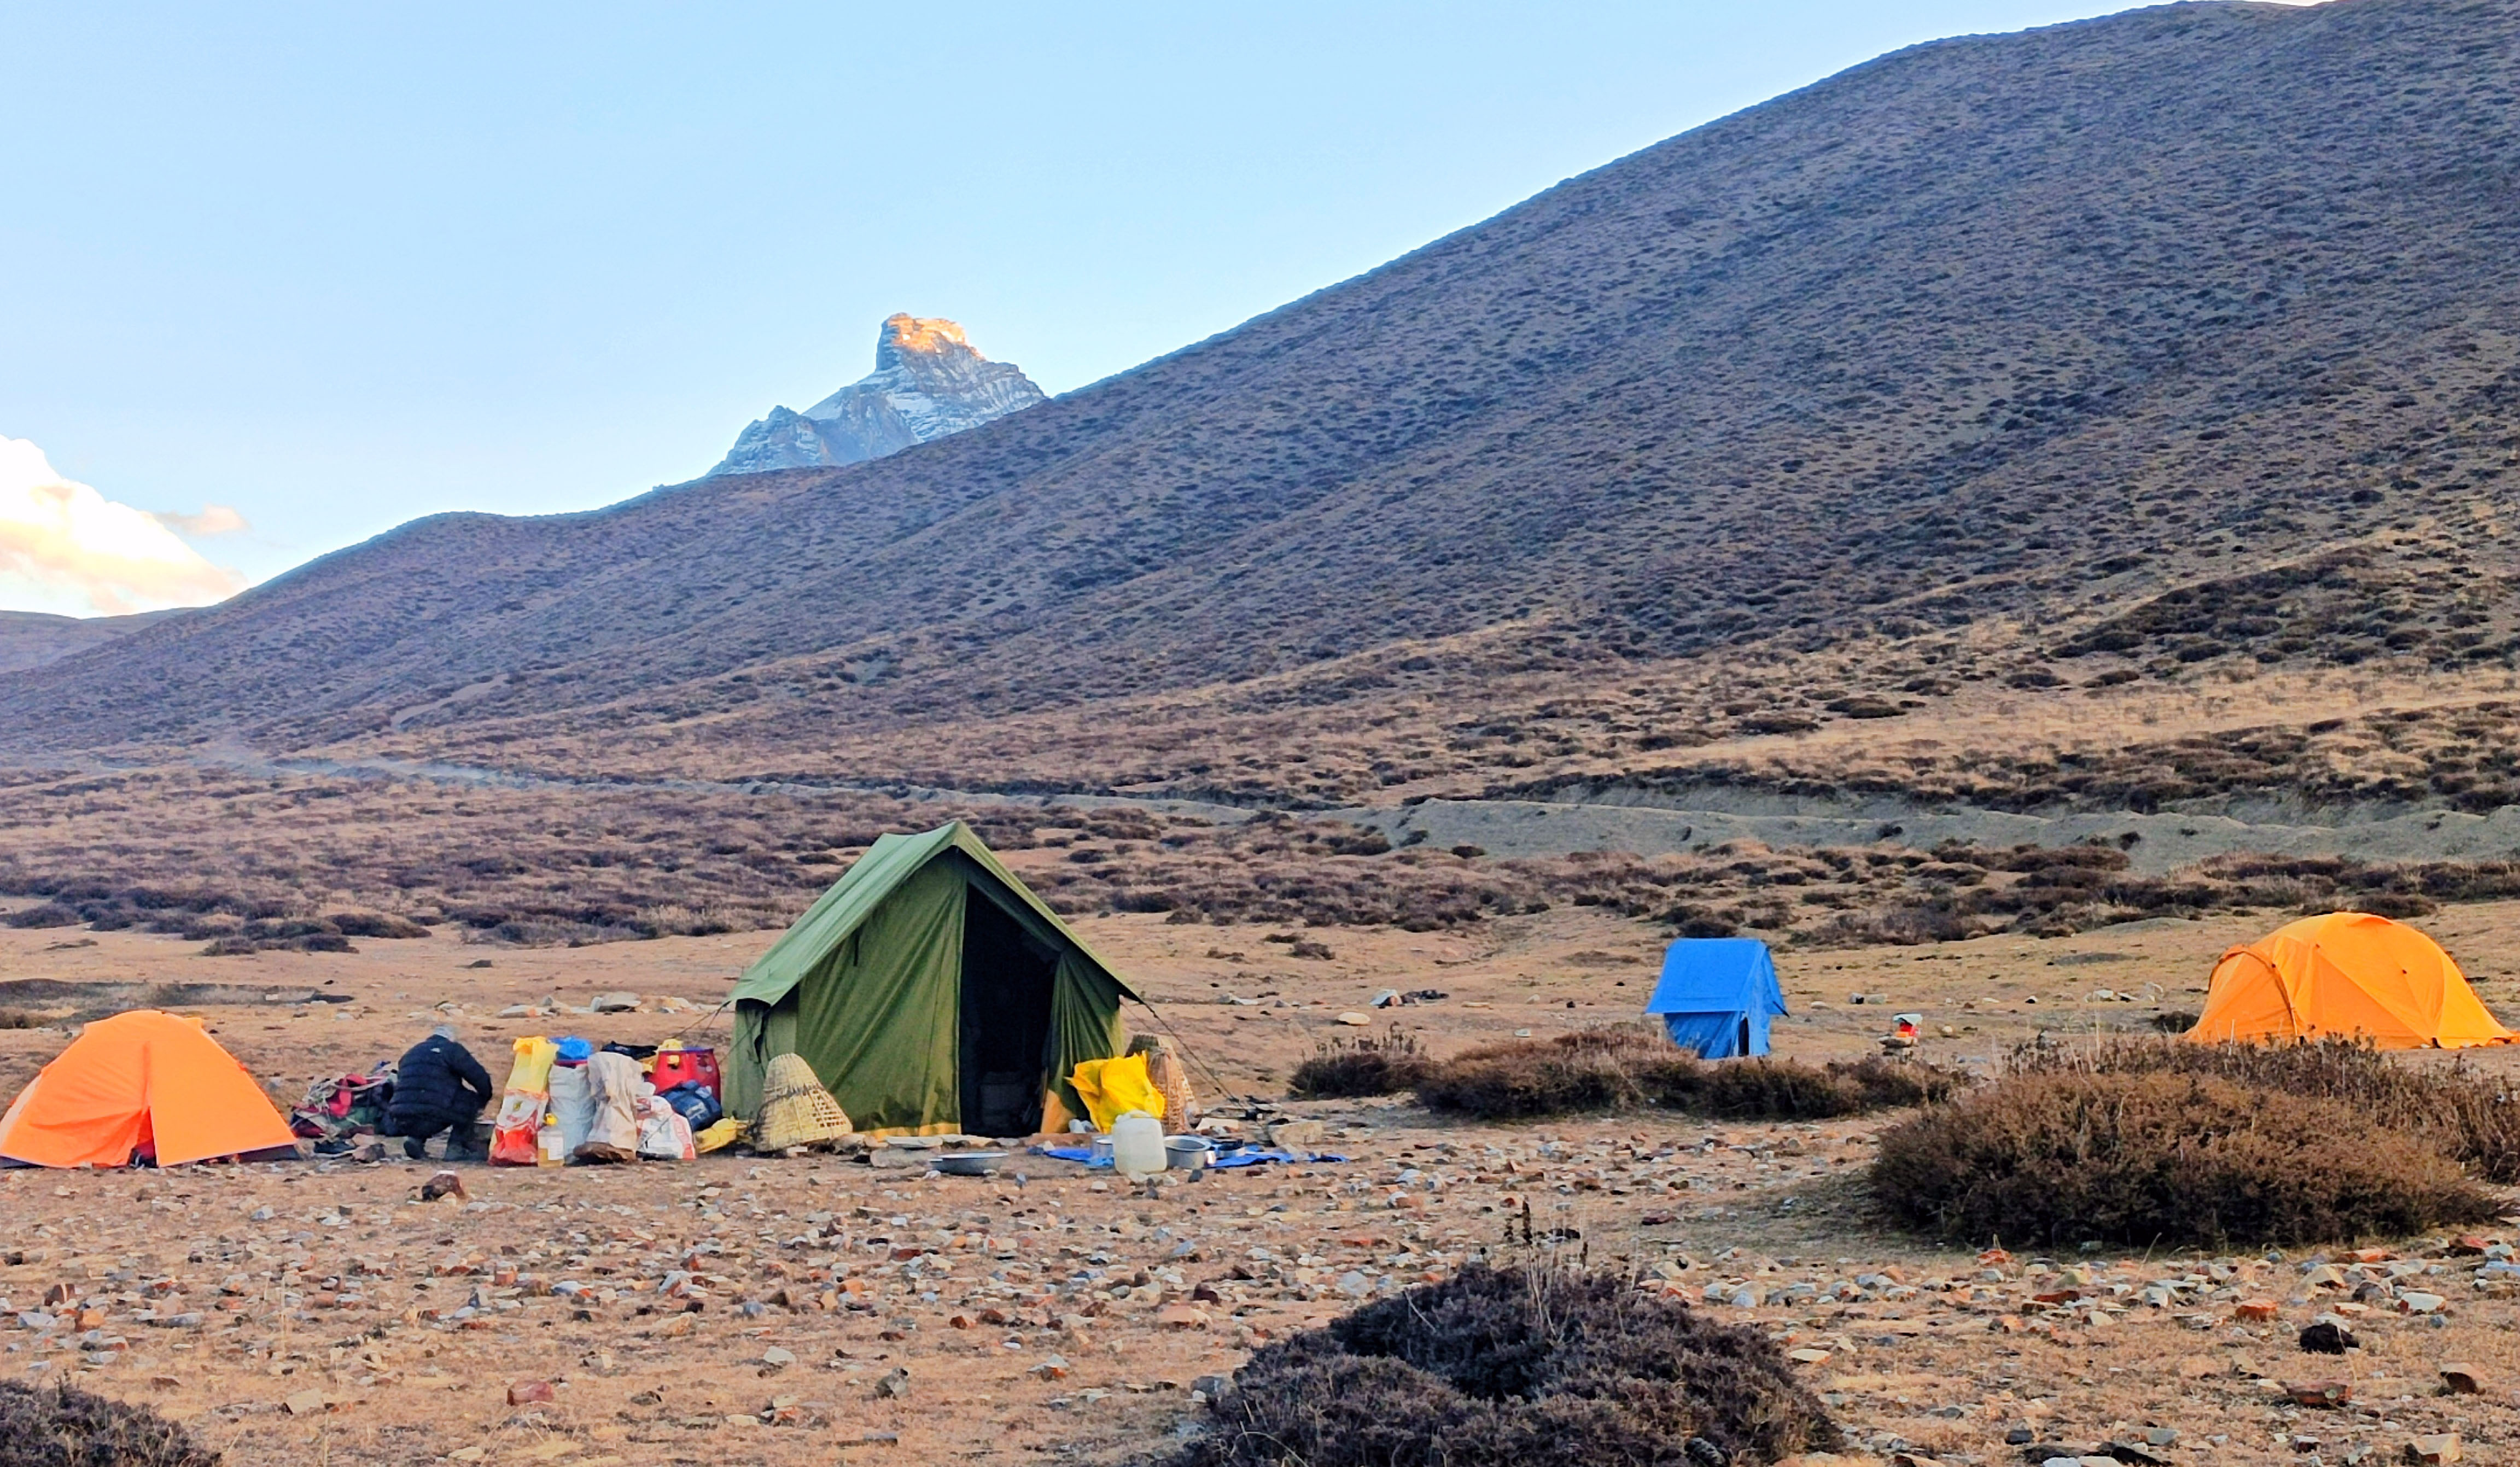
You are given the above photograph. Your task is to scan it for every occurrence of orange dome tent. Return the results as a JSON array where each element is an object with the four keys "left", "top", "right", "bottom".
[
  {"left": 0, "top": 1010, "right": 297, "bottom": 1168},
  {"left": 2188, "top": 911, "right": 2515, "bottom": 1049}
]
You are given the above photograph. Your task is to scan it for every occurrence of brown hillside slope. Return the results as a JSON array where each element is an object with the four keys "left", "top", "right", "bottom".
[
  {"left": 1, "top": 0, "right": 2515, "bottom": 816},
  {"left": 0, "top": 609, "right": 177, "bottom": 674}
]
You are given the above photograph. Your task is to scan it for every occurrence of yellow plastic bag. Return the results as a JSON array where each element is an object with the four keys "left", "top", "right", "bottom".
[
  {"left": 504, "top": 1036, "right": 558, "bottom": 1094},
  {"left": 1069, "top": 1054, "right": 1164, "bottom": 1132},
  {"left": 693, "top": 1117, "right": 746, "bottom": 1155}
]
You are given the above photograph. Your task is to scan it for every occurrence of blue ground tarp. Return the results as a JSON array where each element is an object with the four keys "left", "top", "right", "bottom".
[{"left": 1644, "top": 938, "right": 1787, "bottom": 1058}]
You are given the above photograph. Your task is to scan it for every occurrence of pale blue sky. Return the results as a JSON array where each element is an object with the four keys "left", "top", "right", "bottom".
[{"left": 2, "top": 1, "right": 2184, "bottom": 607}]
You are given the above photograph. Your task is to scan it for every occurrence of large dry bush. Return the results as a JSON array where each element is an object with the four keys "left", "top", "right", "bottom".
[
  {"left": 1161, "top": 1263, "right": 1837, "bottom": 1467},
  {"left": 1872, "top": 1071, "right": 2498, "bottom": 1248},
  {"left": 2006, "top": 1036, "right": 2520, "bottom": 1183},
  {"left": 0, "top": 1381, "right": 218, "bottom": 1467},
  {"left": 1289, "top": 1025, "right": 1437, "bottom": 1098},
  {"left": 1414, "top": 1026, "right": 1957, "bottom": 1121}
]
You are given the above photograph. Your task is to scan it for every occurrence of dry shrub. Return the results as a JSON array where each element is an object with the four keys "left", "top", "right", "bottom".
[
  {"left": 1416, "top": 1027, "right": 1689, "bottom": 1119},
  {"left": 0, "top": 1380, "right": 219, "bottom": 1466},
  {"left": 326, "top": 910, "right": 430, "bottom": 938},
  {"left": 1872, "top": 1071, "right": 2497, "bottom": 1248},
  {"left": 1162, "top": 1263, "right": 1837, "bottom": 1467},
  {"left": 1290, "top": 1025, "right": 1435, "bottom": 1098},
  {"left": 1415, "top": 1026, "right": 1957, "bottom": 1121},
  {"left": 2006, "top": 1035, "right": 2520, "bottom": 1183},
  {"left": 3, "top": 903, "right": 81, "bottom": 930},
  {"left": 1694, "top": 1054, "right": 1960, "bottom": 1118}
]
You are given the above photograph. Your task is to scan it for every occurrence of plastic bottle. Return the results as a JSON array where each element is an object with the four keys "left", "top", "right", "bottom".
[
  {"left": 536, "top": 1119, "right": 565, "bottom": 1166},
  {"left": 1110, "top": 1111, "right": 1166, "bottom": 1176}
]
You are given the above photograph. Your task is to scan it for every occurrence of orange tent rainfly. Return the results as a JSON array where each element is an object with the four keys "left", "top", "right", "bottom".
[
  {"left": 0, "top": 1010, "right": 297, "bottom": 1168},
  {"left": 2188, "top": 911, "right": 2515, "bottom": 1049}
]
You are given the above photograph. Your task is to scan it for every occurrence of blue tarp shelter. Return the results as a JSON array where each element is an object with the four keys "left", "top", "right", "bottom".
[{"left": 1645, "top": 938, "right": 1787, "bottom": 1059}]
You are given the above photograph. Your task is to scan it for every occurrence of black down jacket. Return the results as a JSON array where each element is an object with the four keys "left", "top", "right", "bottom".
[{"left": 386, "top": 1036, "right": 496, "bottom": 1127}]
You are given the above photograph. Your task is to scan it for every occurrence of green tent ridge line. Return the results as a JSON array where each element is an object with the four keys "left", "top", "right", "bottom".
[{"left": 726, "top": 821, "right": 1140, "bottom": 1139}]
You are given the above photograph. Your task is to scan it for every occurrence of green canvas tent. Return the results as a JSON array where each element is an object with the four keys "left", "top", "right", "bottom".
[{"left": 725, "top": 822, "right": 1139, "bottom": 1138}]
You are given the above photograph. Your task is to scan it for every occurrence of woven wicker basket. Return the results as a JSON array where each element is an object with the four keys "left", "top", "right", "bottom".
[
  {"left": 1128, "top": 1036, "right": 1196, "bottom": 1127},
  {"left": 755, "top": 1053, "right": 853, "bottom": 1152}
]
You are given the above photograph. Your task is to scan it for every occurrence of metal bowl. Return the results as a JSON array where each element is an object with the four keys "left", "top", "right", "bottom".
[{"left": 932, "top": 1150, "right": 1008, "bottom": 1176}]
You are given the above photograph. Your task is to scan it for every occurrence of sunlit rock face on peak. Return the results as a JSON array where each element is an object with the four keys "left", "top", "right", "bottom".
[{"left": 709, "top": 314, "right": 1046, "bottom": 476}]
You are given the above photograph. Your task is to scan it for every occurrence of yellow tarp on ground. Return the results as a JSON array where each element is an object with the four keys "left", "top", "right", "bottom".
[
  {"left": 1068, "top": 1054, "right": 1164, "bottom": 1131},
  {"left": 2189, "top": 911, "right": 2515, "bottom": 1049}
]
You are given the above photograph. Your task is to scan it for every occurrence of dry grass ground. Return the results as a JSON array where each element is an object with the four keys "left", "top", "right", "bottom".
[{"left": 9, "top": 905, "right": 2520, "bottom": 1465}]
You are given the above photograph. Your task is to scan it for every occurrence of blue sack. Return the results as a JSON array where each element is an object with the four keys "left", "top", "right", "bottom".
[{"left": 658, "top": 1081, "right": 722, "bottom": 1132}]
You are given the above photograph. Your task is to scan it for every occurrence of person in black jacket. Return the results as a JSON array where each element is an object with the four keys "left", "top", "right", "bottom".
[{"left": 384, "top": 1026, "right": 496, "bottom": 1161}]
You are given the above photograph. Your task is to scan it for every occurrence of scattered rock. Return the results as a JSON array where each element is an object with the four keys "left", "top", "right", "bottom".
[
  {"left": 2298, "top": 1321, "right": 2358, "bottom": 1354},
  {"left": 1030, "top": 1355, "right": 1070, "bottom": 1381},
  {"left": 2404, "top": 1433, "right": 2461, "bottom": 1465},
  {"left": 2285, "top": 1381, "right": 2352, "bottom": 1409},
  {"left": 1266, "top": 1120, "right": 1327, "bottom": 1148},
  {"left": 282, "top": 1388, "right": 329, "bottom": 1416},
  {"left": 591, "top": 991, "right": 643, "bottom": 1013},
  {"left": 2439, "top": 1364, "right": 2481, "bottom": 1395},
  {"left": 873, "top": 1367, "right": 909, "bottom": 1400},
  {"left": 2233, "top": 1299, "right": 2279, "bottom": 1321},
  {"left": 507, "top": 1379, "right": 556, "bottom": 1406},
  {"left": 1334, "top": 1012, "right": 1371, "bottom": 1026},
  {"left": 419, "top": 1171, "right": 468, "bottom": 1203}
]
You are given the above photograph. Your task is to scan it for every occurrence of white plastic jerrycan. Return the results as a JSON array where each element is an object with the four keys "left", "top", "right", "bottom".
[{"left": 1110, "top": 1110, "right": 1166, "bottom": 1176}]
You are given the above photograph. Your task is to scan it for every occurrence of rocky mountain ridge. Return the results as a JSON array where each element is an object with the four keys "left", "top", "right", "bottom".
[{"left": 708, "top": 313, "right": 1045, "bottom": 476}]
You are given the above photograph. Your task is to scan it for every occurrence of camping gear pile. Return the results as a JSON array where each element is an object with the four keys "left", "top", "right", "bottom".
[
  {"left": 290, "top": 1070, "right": 394, "bottom": 1150},
  {"left": 280, "top": 1034, "right": 736, "bottom": 1169}
]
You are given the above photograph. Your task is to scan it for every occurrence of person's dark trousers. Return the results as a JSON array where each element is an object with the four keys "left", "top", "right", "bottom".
[{"left": 391, "top": 1106, "right": 486, "bottom": 1160}]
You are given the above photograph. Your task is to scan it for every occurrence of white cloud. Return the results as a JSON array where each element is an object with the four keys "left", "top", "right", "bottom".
[
  {"left": 0, "top": 436, "right": 248, "bottom": 617},
  {"left": 159, "top": 504, "right": 249, "bottom": 537}
]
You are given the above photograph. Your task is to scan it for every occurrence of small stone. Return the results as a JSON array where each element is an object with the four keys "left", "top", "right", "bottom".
[
  {"left": 508, "top": 1379, "right": 556, "bottom": 1406},
  {"left": 2397, "top": 1291, "right": 2446, "bottom": 1314},
  {"left": 282, "top": 1388, "right": 329, "bottom": 1416},
  {"left": 2298, "top": 1321, "right": 2357, "bottom": 1354},
  {"left": 2234, "top": 1300, "right": 2279, "bottom": 1321},
  {"left": 1334, "top": 1012, "right": 1372, "bottom": 1026},
  {"left": 761, "top": 1346, "right": 796, "bottom": 1369},
  {"left": 2404, "top": 1433, "right": 2461, "bottom": 1465},
  {"left": 2439, "top": 1365, "right": 2481, "bottom": 1395},
  {"left": 591, "top": 991, "right": 643, "bottom": 1013},
  {"left": 1031, "top": 1355, "right": 1070, "bottom": 1381},
  {"left": 1267, "top": 1120, "right": 1327, "bottom": 1148},
  {"left": 1192, "top": 1374, "right": 1231, "bottom": 1399},
  {"left": 2285, "top": 1380, "right": 2352, "bottom": 1409},
  {"left": 1155, "top": 1304, "right": 1210, "bottom": 1329},
  {"left": 1788, "top": 1348, "right": 1832, "bottom": 1365},
  {"left": 873, "top": 1366, "right": 909, "bottom": 1400}
]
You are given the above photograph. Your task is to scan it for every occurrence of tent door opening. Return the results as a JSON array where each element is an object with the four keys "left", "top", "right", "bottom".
[{"left": 959, "top": 892, "right": 1059, "bottom": 1136}]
